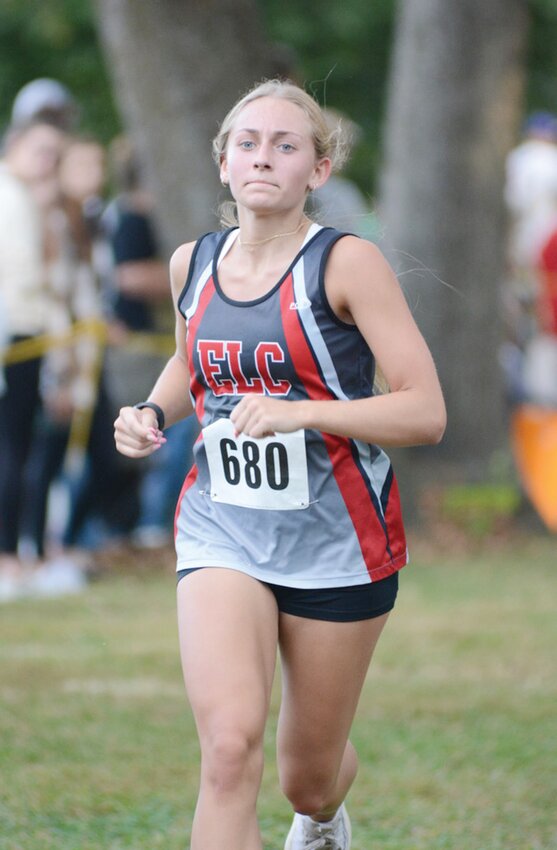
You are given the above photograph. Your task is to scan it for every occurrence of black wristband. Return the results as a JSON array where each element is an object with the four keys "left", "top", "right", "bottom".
[{"left": 134, "top": 402, "right": 165, "bottom": 431}]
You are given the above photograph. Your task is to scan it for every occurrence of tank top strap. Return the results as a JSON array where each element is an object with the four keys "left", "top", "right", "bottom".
[
  {"left": 177, "top": 228, "right": 236, "bottom": 317},
  {"left": 293, "top": 225, "right": 353, "bottom": 307}
]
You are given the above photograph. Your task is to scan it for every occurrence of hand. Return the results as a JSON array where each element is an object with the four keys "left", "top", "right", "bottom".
[
  {"left": 106, "top": 321, "right": 130, "bottom": 346},
  {"left": 114, "top": 405, "right": 167, "bottom": 458},
  {"left": 44, "top": 387, "right": 74, "bottom": 423},
  {"left": 230, "top": 396, "right": 305, "bottom": 438}
]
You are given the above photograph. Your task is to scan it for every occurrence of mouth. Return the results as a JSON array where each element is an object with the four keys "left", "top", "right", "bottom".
[{"left": 246, "top": 179, "right": 277, "bottom": 187}]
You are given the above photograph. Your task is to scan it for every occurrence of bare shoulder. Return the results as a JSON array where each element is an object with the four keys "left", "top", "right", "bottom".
[
  {"left": 169, "top": 240, "right": 197, "bottom": 298},
  {"left": 327, "top": 235, "right": 393, "bottom": 282},
  {"left": 326, "top": 236, "right": 400, "bottom": 321}
]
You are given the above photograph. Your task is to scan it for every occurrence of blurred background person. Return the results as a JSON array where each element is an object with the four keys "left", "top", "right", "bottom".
[
  {"left": 505, "top": 111, "right": 557, "bottom": 275},
  {"left": 3, "top": 77, "right": 108, "bottom": 589},
  {"left": 19, "top": 136, "right": 114, "bottom": 576},
  {"left": 0, "top": 118, "right": 65, "bottom": 599},
  {"left": 501, "top": 111, "right": 557, "bottom": 406},
  {"left": 3, "top": 78, "right": 129, "bottom": 590},
  {"left": 53, "top": 135, "right": 141, "bottom": 556},
  {"left": 520, "top": 221, "right": 557, "bottom": 408},
  {"left": 11, "top": 77, "right": 79, "bottom": 133},
  {"left": 103, "top": 136, "right": 198, "bottom": 547},
  {"left": 21, "top": 129, "right": 148, "bottom": 570}
]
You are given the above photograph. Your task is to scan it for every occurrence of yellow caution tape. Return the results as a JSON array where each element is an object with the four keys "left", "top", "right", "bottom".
[
  {"left": 2, "top": 320, "right": 176, "bottom": 364},
  {"left": 2, "top": 319, "right": 107, "bottom": 364},
  {"left": 1, "top": 320, "right": 175, "bottom": 468}
]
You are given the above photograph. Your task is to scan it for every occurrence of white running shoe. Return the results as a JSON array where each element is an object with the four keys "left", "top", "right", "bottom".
[
  {"left": 284, "top": 804, "right": 351, "bottom": 850},
  {"left": 30, "top": 558, "right": 87, "bottom": 598}
]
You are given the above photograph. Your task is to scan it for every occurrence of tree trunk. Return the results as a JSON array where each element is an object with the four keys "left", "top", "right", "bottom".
[
  {"left": 380, "top": 0, "right": 529, "bottom": 506},
  {"left": 93, "top": 0, "right": 277, "bottom": 256}
]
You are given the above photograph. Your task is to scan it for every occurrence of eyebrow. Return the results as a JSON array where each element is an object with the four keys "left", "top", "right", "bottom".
[{"left": 234, "top": 128, "right": 304, "bottom": 139}]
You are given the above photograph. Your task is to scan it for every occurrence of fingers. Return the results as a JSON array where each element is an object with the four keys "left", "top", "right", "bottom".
[
  {"left": 114, "top": 406, "right": 167, "bottom": 457},
  {"left": 230, "top": 396, "right": 276, "bottom": 438}
]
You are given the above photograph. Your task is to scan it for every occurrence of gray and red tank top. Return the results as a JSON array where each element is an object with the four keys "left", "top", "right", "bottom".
[{"left": 174, "top": 223, "right": 407, "bottom": 587}]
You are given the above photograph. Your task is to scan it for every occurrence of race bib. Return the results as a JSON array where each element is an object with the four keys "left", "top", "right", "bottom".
[{"left": 202, "top": 418, "right": 309, "bottom": 510}]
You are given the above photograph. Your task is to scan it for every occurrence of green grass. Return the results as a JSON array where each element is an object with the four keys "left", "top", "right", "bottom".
[{"left": 1, "top": 536, "right": 556, "bottom": 850}]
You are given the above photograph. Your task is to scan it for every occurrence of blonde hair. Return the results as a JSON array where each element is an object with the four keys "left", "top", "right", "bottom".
[{"left": 213, "top": 79, "right": 348, "bottom": 226}]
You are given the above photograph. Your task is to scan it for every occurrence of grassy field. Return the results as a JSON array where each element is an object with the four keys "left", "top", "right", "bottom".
[{"left": 1, "top": 535, "right": 556, "bottom": 850}]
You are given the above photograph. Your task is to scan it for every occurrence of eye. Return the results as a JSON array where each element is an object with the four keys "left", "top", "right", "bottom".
[
  {"left": 239, "top": 140, "right": 256, "bottom": 150},
  {"left": 278, "top": 142, "right": 295, "bottom": 152}
]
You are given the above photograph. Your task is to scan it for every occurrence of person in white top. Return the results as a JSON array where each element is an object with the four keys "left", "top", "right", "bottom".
[
  {"left": 0, "top": 119, "right": 65, "bottom": 591},
  {"left": 502, "top": 112, "right": 557, "bottom": 404},
  {"left": 505, "top": 111, "right": 557, "bottom": 273}
]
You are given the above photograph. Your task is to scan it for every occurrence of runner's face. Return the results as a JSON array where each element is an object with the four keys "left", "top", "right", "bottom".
[{"left": 222, "top": 96, "right": 327, "bottom": 215}]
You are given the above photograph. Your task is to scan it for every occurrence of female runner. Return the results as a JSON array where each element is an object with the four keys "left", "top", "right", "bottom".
[{"left": 114, "top": 79, "right": 446, "bottom": 850}]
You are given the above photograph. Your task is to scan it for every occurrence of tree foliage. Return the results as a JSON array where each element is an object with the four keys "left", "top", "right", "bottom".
[
  {"left": 2, "top": 0, "right": 557, "bottom": 192},
  {"left": 0, "top": 0, "right": 119, "bottom": 141},
  {"left": 93, "top": 0, "right": 274, "bottom": 249},
  {"left": 259, "top": 0, "right": 395, "bottom": 193}
]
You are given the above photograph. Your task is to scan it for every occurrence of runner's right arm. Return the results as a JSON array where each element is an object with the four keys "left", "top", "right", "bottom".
[{"left": 114, "top": 242, "right": 195, "bottom": 458}]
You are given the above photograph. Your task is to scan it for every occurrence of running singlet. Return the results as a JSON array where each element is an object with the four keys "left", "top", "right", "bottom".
[{"left": 174, "top": 223, "right": 408, "bottom": 588}]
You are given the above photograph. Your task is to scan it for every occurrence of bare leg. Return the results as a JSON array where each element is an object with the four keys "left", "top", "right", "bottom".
[
  {"left": 277, "top": 611, "right": 390, "bottom": 820},
  {"left": 177, "top": 568, "right": 279, "bottom": 850}
]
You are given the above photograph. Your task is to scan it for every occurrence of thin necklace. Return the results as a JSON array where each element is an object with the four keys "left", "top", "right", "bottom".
[{"left": 238, "top": 218, "right": 307, "bottom": 248}]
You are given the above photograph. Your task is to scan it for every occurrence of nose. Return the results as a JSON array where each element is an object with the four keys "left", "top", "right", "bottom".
[{"left": 253, "top": 140, "right": 272, "bottom": 169}]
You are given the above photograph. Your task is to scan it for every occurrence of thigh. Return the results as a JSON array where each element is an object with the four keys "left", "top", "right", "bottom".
[
  {"left": 277, "top": 611, "right": 389, "bottom": 773},
  {"left": 177, "top": 568, "right": 279, "bottom": 739}
]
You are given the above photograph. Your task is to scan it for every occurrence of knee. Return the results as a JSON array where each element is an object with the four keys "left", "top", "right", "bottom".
[
  {"left": 279, "top": 767, "right": 333, "bottom": 816},
  {"left": 201, "top": 728, "right": 263, "bottom": 796}
]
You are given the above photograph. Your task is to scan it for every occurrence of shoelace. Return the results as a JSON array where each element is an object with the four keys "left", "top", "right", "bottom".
[
  {"left": 302, "top": 818, "right": 344, "bottom": 850},
  {"left": 303, "top": 840, "right": 338, "bottom": 850}
]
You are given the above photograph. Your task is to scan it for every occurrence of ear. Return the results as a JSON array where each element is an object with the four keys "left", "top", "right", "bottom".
[
  {"left": 219, "top": 155, "right": 229, "bottom": 187},
  {"left": 309, "top": 157, "right": 332, "bottom": 192}
]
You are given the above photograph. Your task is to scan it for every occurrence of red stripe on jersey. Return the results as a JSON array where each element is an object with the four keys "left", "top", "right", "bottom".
[
  {"left": 374, "top": 473, "right": 407, "bottom": 580},
  {"left": 279, "top": 273, "right": 405, "bottom": 579},
  {"left": 176, "top": 277, "right": 217, "bottom": 541},
  {"left": 174, "top": 461, "right": 199, "bottom": 542},
  {"left": 187, "top": 276, "right": 216, "bottom": 421}
]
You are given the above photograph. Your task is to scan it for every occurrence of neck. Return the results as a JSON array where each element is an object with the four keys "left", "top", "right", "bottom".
[{"left": 237, "top": 215, "right": 309, "bottom": 250}]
